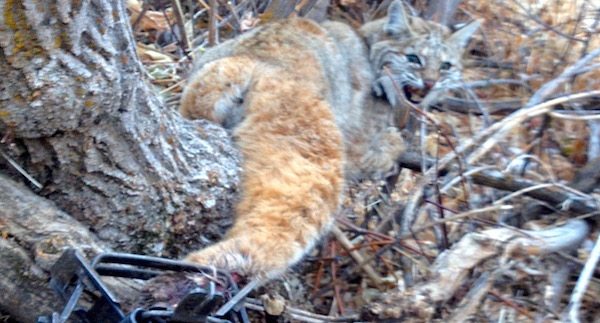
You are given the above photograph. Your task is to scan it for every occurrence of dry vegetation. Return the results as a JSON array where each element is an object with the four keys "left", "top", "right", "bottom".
[{"left": 126, "top": 0, "right": 600, "bottom": 321}]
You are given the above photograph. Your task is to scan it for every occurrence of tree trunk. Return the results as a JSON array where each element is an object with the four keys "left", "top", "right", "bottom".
[
  {"left": 0, "top": 173, "right": 104, "bottom": 322},
  {"left": 0, "top": 0, "right": 240, "bottom": 320}
]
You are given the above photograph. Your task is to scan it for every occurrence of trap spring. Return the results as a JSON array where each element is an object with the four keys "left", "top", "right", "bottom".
[{"left": 37, "top": 249, "right": 250, "bottom": 323}]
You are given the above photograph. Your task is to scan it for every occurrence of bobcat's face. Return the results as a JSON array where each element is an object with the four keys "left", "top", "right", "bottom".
[{"left": 361, "top": 1, "right": 479, "bottom": 107}]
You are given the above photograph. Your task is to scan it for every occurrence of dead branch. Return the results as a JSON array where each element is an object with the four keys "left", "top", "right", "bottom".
[
  {"left": 299, "top": 0, "right": 329, "bottom": 22},
  {"left": 425, "top": 0, "right": 462, "bottom": 26},
  {"left": 190, "top": 0, "right": 245, "bottom": 49},
  {"left": 363, "top": 219, "right": 590, "bottom": 321},
  {"left": 244, "top": 297, "right": 360, "bottom": 323},
  {"left": 563, "top": 231, "right": 600, "bottom": 322},
  {"left": 208, "top": 0, "right": 218, "bottom": 46},
  {"left": 589, "top": 122, "right": 600, "bottom": 160},
  {"left": 171, "top": 0, "right": 191, "bottom": 51},
  {"left": 0, "top": 148, "right": 42, "bottom": 189},
  {"left": 447, "top": 271, "right": 495, "bottom": 323},
  {"left": 546, "top": 260, "right": 572, "bottom": 312},
  {"left": 470, "top": 170, "right": 597, "bottom": 215},
  {"left": 397, "top": 151, "right": 599, "bottom": 215},
  {"left": 526, "top": 47, "right": 600, "bottom": 108},
  {"left": 442, "top": 98, "right": 522, "bottom": 115},
  {"left": 468, "top": 90, "right": 600, "bottom": 164},
  {"left": 264, "top": 0, "right": 300, "bottom": 19},
  {"left": 331, "top": 225, "right": 385, "bottom": 288}
]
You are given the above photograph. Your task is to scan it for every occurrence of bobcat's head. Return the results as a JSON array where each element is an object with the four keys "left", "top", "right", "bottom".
[{"left": 361, "top": 0, "right": 479, "bottom": 107}]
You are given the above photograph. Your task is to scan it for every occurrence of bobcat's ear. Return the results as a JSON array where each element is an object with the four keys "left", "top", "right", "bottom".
[
  {"left": 384, "top": 0, "right": 411, "bottom": 35},
  {"left": 447, "top": 20, "right": 480, "bottom": 49}
]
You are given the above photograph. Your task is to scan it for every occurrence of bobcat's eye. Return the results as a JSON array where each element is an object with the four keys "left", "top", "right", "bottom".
[
  {"left": 405, "top": 54, "right": 422, "bottom": 65},
  {"left": 440, "top": 62, "right": 452, "bottom": 70}
]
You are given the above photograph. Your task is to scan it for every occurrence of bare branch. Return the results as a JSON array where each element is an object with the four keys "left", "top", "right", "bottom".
[
  {"left": 564, "top": 231, "right": 600, "bottom": 322},
  {"left": 527, "top": 48, "right": 600, "bottom": 108},
  {"left": 208, "top": 0, "right": 218, "bottom": 46},
  {"left": 171, "top": 0, "right": 191, "bottom": 51},
  {"left": 244, "top": 297, "right": 359, "bottom": 322},
  {"left": 425, "top": 0, "right": 462, "bottom": 26},
  {"left": 331, "top": 225, "right": 385, "bottom": 288},
  {"left": 396, "top": 151, "right": 599, "bottom": 215}
]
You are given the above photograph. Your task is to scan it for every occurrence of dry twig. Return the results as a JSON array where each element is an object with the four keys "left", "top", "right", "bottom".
[
  {"left": 331, "top": 225, "right": 385, "bottom": 288},
  {"left": 170, "top": 0, "right": 191, "bottom": 53},
  {"left": 207, "top": 0, "right": 218, "bottom": 46},
  {"left": 397, "top": 151, "right": 599, "bottom": 215},
  {"left": 563, "top": 232, "right": 600, "bottom": 322}
]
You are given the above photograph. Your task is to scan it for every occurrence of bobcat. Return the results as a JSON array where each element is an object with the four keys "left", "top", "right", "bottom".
[{"left": 180, "top": 1, "right": 479, "bottom": 279}]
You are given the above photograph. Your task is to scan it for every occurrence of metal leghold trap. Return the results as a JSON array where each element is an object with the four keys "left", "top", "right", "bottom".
[{"left": 37, "top": 249, "right": 252, "bottom": 323}]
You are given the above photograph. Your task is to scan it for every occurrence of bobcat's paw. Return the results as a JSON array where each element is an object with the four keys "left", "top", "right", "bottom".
[{"left": 361, "top": 127, "right": 405, "bottom": 178}]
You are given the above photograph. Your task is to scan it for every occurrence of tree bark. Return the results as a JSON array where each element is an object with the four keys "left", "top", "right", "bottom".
[
  {"left": 0, "top": 173, "right": 104, "bottom": 322},
  {"left": 0, "top": 173, "right": 146, "bottom": 321},
  {"left": 0, "top": 0, "right": 240, "bottom": 320}
]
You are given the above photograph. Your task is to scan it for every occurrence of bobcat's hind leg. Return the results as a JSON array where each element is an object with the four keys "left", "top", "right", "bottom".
[{"left": 180, "top": 56, "right": 257, "bottom": 128}]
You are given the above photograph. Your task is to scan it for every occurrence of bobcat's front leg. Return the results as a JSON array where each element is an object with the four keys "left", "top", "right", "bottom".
[
  {"left": 360, "top": 127, "right": 405, "bottom": 178},
  {"left": 180, "top": 56, "right": 257, "bottom": 128}
]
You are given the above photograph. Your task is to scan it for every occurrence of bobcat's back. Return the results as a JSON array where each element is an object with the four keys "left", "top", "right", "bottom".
[{"left": 181, "top": 18, "right": 371, "bottom": 137}]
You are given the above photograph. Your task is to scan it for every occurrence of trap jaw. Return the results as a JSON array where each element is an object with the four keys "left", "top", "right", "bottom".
[{"left": 37, "top": 249, "right": 251, "bottom": 323}]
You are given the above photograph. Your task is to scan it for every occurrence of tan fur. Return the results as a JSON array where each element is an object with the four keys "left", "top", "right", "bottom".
[{"left": 180, "top": 1, "right": 478, "bottom": 278}]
